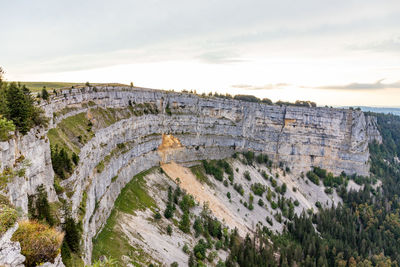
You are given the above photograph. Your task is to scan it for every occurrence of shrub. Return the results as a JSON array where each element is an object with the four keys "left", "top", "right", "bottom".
[
  {"left": 280, "top": 183, "right": 287, "bottom": 195},
  {"left": 179, "top": 211, "right": 191, "bottom": 233},
  {"left": 266, "top": 216, "right": 273, "bottom": 226},
  {"left": 306, "top": 171, "right": 320, "bottom": 185},
  {"left": 183, "top": 243, "right": 190, "bottom": 254},
  {"left": 12, "top": 220, "right": 64, "bottom": 267},
  {"left": 0, "top": 117, "right": 15, "bottom": 141},
  {"left": 251, "top": 183, "right": 266, "bottom": 196},
  {"left": 0, "top": 204, "right": 18, "bottom": 235},
  {"left": 167, "top": 225, "right": 172, "bottom": 236},
  {"left": 154, "top": 211, "right": 162, "bottom": 220},
  {"left": 233, "top": 183, "right": 244, "bottom": 196},
  {"left": 324, "top": 187, "right": 333, "bottom": 194},
  {"left": 242, "top": 151, "right": 254, "bottom": 165},
  {"left": 243, "top": 171, "right": 251, "bottom": 181},
  {"left": 258, "top": 199, "right": 264, "bottom": 207}
]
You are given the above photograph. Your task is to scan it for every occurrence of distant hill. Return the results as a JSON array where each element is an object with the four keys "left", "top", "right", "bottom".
[
  {"left": 356, "top": 106, "right": 400, "bottom": 116},
  {"left": 11, "top": 81, "right": 129, "bottom": 92}
]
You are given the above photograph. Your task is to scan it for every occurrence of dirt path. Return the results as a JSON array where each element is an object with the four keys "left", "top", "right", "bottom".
[{"left": 161, "top": 161, "right": 249, "bottom": 236}]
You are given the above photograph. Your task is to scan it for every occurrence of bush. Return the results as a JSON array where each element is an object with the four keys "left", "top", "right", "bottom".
[
  {"left": 306, "top": 171, "right": 320, "bottom": 185},
  {"left": 243, "top": 171, "right": 251, "bottom": 181},
  {"left": 183, "top": 243, "right": 190, "bottom": 254},
  {"left": 324, "top": 187, "right": 333, "bottom": 194},
  {"left": 0, "top": 117, "right": 15, "bottom": 141},
  {"left": 12, "top": 220, "right": 64, "bottom": 267},
  {"left": 258, "top": 199, "right": 264, "bottom": 207},
  {"left": 233, "top": 183, "right": 244, "bottom": 196},
  {"left": 0, "top": 204, "right": 18, "bottom": 235},
  {"left": 167, "top": 225, "right": 172, "bottom": 236},
  {"left": 154, "top": 211, "right": 162, "bottom": 220},
  {"left": 242, "top": 151, "right": 254, "bottom": 165},
  {"left": 280, "top": 183, "right": 287, "bottom": 195},
  {"left": 251, "top": 183, "right": 266, "bottom": 196}
]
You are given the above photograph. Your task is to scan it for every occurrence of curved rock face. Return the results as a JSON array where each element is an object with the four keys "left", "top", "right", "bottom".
[{"left": 0, "top": 86, "right": 381, "bottom": 263}]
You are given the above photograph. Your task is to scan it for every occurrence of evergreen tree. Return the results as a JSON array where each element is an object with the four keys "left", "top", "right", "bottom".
[{"left": 41, "top": 86, "right": 49, "bottom": 100}]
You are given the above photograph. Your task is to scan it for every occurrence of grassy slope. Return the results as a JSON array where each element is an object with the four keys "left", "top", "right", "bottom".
[{"left": 92, "top": 168, "right": 157, "bottom": 266}]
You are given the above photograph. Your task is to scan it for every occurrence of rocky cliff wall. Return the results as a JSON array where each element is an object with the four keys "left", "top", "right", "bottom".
[{"left": 0, "top": 86, "right": 381, "bottom": 264}]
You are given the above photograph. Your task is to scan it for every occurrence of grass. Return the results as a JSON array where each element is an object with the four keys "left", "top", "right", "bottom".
[
  {"left": 11, "top": 220, "right": 64, "bottom": 267},
  {"left": 92, "top": 168, "right": 157, "bottom": 265}
]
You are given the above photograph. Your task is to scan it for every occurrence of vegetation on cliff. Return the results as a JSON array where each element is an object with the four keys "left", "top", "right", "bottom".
[
  {"left": 225, "top": 112, "right": 400, "bottom": 266},
  {"left": 11, "top": 220, "right": 64, "bottom": 267},
  {"left": 0, "top": 68, "right": 48, "bottom": 137}
]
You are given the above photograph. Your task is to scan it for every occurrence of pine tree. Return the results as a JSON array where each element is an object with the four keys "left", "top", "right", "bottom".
[{"left": 41, "top": 87, "right": 49, "bottom": 100}]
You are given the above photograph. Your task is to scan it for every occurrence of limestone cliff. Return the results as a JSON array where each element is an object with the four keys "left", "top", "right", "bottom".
[{"left": 0, "top": 86, "right": 381, "bottom": 264}]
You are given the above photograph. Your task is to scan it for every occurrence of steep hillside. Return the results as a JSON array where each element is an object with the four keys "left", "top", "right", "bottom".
[{"left": 92, "top": 153, "right": 347, "bottom": 266}]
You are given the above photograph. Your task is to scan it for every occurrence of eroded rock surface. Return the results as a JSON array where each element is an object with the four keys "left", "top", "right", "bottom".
[{"left": 0, "top": 86, "right": 382, "bottom": 264}]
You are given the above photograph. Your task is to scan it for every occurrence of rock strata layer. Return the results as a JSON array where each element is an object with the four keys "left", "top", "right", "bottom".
[{"left": 0, "top": 86, "right": 381, "bottom": 264}]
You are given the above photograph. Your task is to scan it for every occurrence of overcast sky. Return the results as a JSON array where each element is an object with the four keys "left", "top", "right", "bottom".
[{"left": 1, "top": 0, "right": 400, "bottom": 106}]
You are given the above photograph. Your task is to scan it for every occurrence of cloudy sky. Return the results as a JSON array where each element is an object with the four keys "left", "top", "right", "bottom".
[{"left": 1, "top": 0, "right": 400, "bottom": 106}]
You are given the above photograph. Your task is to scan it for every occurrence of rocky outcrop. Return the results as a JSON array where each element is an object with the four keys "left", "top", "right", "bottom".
[
  {"left": 0, "top": 223, "right": 25, "bottom": 267},
  {"left": 0, "top": 128, "right": 57, "bottom": 214},
  {"left": 0, "top": 86, "right": 382, "bottom": 264}
]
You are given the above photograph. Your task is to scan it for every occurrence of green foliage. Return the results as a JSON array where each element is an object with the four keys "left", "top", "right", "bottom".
[
  {"left": 182, "top": 243, "right": 190, "bottom": 254},
  {"left": 242, "top": 151, "right": 254, "bottom": 165},
  {"left": 179, "top": 211, "right": 191, "bottom": 233},
  {"left": 12, "top": 220, "right": 64, "bottom": 267},
  {"left": 41, "top": 87, "right": 49, "bottom": 100},
  {"left": 202, "top": 160, "right": 223, "bottom": 181},
  {"left": 256, "top": 153, "right": 269, "bottom": 165},
  {"left": 193, "top": 239, "right": 208, "bottom": 260},
  {"left": 179, "top": 194, "right": 196, "bottom": 213},
  {"left": 193, "top": 217, "right": 203, "bottom": 237},
  {"left": 243, "top": 170, "right": 251, "bottom": 181},
  {"left": 306, "top": 170, "right": 320, "bottom": 185},
  {"left": 0, "top": 203, "right": 18, "bottom": 235},
  {"left": 167, "top": 224, "right": 172, "bottom": 236},
  {"left": 164, "top": 186, "right": 176, "bottom": 219},
  {"left": 86, "top": 256, "right": 119, "bottom": 267},
  {"left": 190, "top": 165, "right": 211, "bottom": 186},
  {"left": 0, "top": 117, "right": 15, "bottom": 141},
  {"left": 28, "top": 185, "right": 55, "bottom": 226},
  {"left": 72, "top": 152, "right": 79, "bottom": 165},
  {"left": 251, "top": 183, "right": 266, "bottom": 196},
  {"left": 0, "top": 82, "right": 48, "bottom": 134},
  {"left": 51, "top": 145, "right": 73, "bottom": 179},
  {"left": 63, "top": 217, "right": 81, "bottom": 253},
  {"left": 233, "top": 183, "right": 244, "bottom": 196}
]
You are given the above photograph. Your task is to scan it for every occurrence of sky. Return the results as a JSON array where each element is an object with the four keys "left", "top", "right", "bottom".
[{"left": 1, "top": 0, "right": 400, "bottom": 107}]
